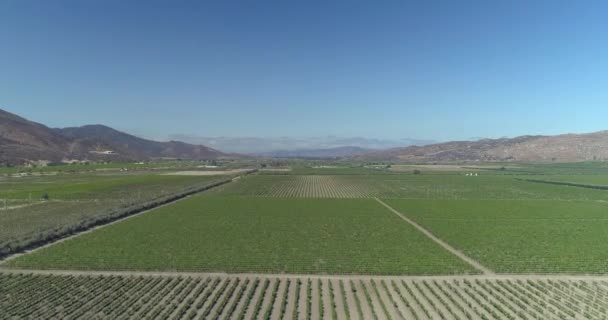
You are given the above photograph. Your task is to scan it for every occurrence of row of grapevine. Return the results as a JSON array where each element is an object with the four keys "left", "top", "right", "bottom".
[
  {"left": 277, "top": 176, "right": 375, "bottom": 198},
  {"left": 3, "top": 272, "right": 608, "bottom": 319},
  {"left": 222, "top": 175, "right": 377, "bottom": 198},
  {"left": 0, "top": 176, "right": 238, "bottom": 260}
]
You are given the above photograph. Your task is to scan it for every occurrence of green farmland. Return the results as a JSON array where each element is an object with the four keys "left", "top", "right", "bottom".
[
  {"left": 527, "top": 174, "right": 608, "bottom": 186},
  {"left": 5, "top": 196, "right": 476, "bottom": 275},
  {"left": 0, "top": 172, "right": 231, "bottom": 258},
  {"left": 5, "top": 161, "right": 608, "bottom": 319},
  {"left": 385, "top": 199, "right": 608, "bottom": 273},
  {"left": 4, "top": 161, "right": 608, "bottom": 276},
  {"left": 213, "top": 172, "right": 608, "bottom": 201},
  {"left": 0, "top": 173, "right": 219, "bottom": 200},
  {"left": 0, "top": 160, "right": 234, "bottom": 175}
]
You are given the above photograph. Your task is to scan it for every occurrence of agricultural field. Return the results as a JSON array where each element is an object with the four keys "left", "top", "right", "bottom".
[
  {"left": 0, "top": 172, "right": 233, "bottom": 259},
  {"left": 0, "top": 159, "right": 257, "bottom": 176},
  {"left": 389, "top": 164, "right": 492, "bottom": 173},
  {"left": 4, "top": 161, "right": 608, "bottom": 318},
  {"left": 0, "top": 160, "right": 205, "bottom": 176},
  {"left": 3, "top": 197, "right": 475, "bottom": 275},
  {"left": 211, "top": 175, "right": 376, "bottom": 198},
  {"left": 385, "top": 199, "right": 608, "bottom": 274},
  {"left": 274, "top": 165, "right": 389, "bottom": 176},
  {"left": 213, "top": 172, "right": 608, "bottom": 201},
  {"left": 520, "top": 162, "right": 608, "bottom": 175},
  {"left": 0, "top": 173, "right": 220, "bottom": 200},
  {"left": 2, "top": 272, "right": 608, "bottom": 320},
  {"left": 524, "top": 175, "right": 608, "bottom": 187}
]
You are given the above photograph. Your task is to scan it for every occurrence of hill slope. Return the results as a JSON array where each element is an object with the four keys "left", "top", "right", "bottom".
[
  {"left": 56, "top": 125, "right": 223, "bottom": 161},
  {"left": 0, "top": 109, "right": 70, "bottom": 164},
  {"left": 0, "top": 108, "right": 225, "bottom": 164},
  {"left": 359, "top": 132, "right": 608, "bottom": 162}
]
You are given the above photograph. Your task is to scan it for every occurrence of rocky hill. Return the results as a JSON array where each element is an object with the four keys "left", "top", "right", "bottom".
[
  {"left": 359, "top": 132, "right": 608, "bottom": 162},
  {"left": 0, "top": 108, "right": 226, "bottom": 165}
]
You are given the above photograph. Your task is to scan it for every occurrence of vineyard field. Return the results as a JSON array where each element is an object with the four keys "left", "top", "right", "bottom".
[
  {"left": 213, "top": 173, "right": 608, "bottom": 201},
  {"left": 0, "top": 173, "right": 231, "bottom": 259},
  {"left": 4, "top": 163, "right": 608, "bottom": 317},
  {"left": 526, "top": 175, "right": 608, "bottom": 186},
  {"left": 3, "top": 197, "right": 475, "bottom": 274},
  {"left": 211, "top": 175, "right": 375, "bottom": 198},
  {"left": 2, "top": 271, "right": 608, "bottom": 320},
  {"left": 385, "top": 199, "right": 608, "bottom": 274},
  {"left": 0, "top": 173, "right": 222, "bottom": 200}
]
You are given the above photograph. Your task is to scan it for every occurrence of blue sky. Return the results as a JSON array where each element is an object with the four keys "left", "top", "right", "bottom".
[{"left": 1, "top": 1, "right": 607, "bottom": 142}]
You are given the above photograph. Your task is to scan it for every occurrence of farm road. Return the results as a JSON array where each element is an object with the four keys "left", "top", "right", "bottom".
[{"left": 374, "top": 198, "right": 495, "bottom": 275}]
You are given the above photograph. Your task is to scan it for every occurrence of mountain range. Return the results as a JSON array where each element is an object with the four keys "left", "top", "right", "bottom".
[
  {"left": 0, "top": 108, "right": 225, "bottom": 165},
  {"left": 167, "top": 134, "right": 434, "bottom": 154},
  {"left": 3, "top": 108, "right": 608, "bottom": 164},
  {"left": 257, "top": 146, "right": 373, "bottom": 159},
  {"left": 358, "top": 132, "right": 608, "bottom": 162}
]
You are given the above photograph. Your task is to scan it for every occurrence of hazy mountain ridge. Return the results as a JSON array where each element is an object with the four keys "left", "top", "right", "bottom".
[
  {"left": 0, "top": 109, "right": 225, "bottom": 164},
  {"left": 257, "top": 146, "right": 372, "bottom": 159},
  {"left": 169, "top": 134, "right": 434, "bottom": 154},
  {"left": 358, "top": 132, "right": 608, "bottom": 162},
  {"left": 4, "top": 108, "right": 608, "bottom": 164}
]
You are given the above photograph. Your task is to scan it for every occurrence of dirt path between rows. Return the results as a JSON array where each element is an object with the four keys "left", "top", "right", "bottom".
[
  {"left": 331, "top": 279, "right": 348, "bottom": 320},
  {"left": 284, "top": 278, "right": 298, "bottom": 320},
  {"left": 374, "top": 198, "right": 495, "bottom": 275}
]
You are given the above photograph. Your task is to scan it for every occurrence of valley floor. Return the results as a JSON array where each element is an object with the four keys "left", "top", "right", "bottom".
[{"left": 5, "top": 165, "right": 608, "bottom": 318}]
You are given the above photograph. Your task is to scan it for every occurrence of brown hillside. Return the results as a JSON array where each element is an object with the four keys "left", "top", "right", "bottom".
[
  {"left": 0, "top": 108, "right": 226, "bottom": 164},
  {"left": 359, "top": 132, "right": 608, "bottom": 162}
]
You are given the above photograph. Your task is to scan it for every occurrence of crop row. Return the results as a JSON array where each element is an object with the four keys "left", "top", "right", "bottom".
[
  {"left": 385, "top": 198, "right": 608, "bottom": 274},
  {"left": 0, "top": 176, "right": 234, "bottom": 259},
  {"left": 5, "top": 197, "right": 475, "bottom": 274},
  {"left": 214, "top": 173, "right": 608, "bottom": 201},
  {"left": 3, "top": 273, "right": 608, "bottom": 319},
  {"left": 215, "top": 175, "right": 376, "bottom": 198},
  {"left": 263, "top": 176, "right": 374, "bottom": 198}
]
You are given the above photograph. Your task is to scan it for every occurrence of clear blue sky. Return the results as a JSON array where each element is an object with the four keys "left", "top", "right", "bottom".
[{"left": 1, "top": 0, "right": 607, "bottom": 141}]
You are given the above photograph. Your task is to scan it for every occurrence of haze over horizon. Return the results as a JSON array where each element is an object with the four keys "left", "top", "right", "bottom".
[{"left": 2, "top": 1, "right": 607, "bottom": 144}]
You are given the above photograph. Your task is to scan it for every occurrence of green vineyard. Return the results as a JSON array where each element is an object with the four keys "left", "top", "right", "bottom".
[
  {"left": 2, "top": 272, "right": 608, "bottom": 320},
  {"left": 5, "top": 197, "right": 475, "bottom": 275}
]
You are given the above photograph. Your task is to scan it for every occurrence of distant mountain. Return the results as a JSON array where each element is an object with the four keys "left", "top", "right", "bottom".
[
  {"left": 0, "top": 108, "right": 226, "bottom": 165},
  {"left": 56, "top": 125, "right": 224, "bottom": 161},
  {"left": 258, "top": 146, "right": 372, "bottom": 159},
  {"left": 358, "top": 132, "right": 608, "bottom": 162},
  {"left": 168, "top": 134, "right": 434, "bottom": 154},
  {"left": 0, "top": 109, "right": 70, "bottom": 164}
]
